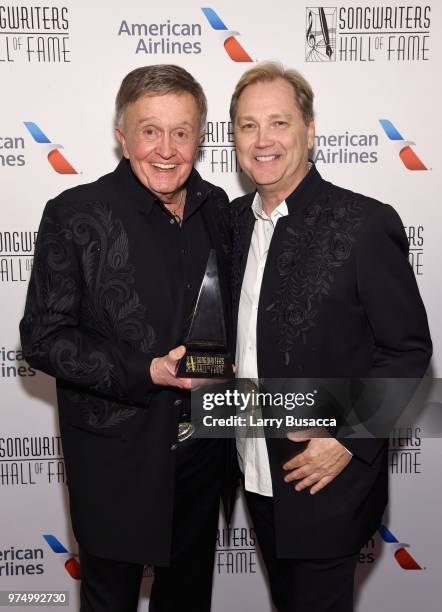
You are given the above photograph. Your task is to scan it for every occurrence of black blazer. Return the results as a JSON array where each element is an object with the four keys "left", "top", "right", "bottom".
[
  {"left": 231, "top": 164, "right": 432, "bottom": 558},
  {"left": 20, "top": 159, "right": 231, "bottom": 566}
]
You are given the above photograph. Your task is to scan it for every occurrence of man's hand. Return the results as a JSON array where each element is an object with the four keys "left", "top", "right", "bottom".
[
  {"left": 150, "top": 345, "right": 192, "bottom": 389},
  {"left": 283, "top": 436, "right": 352, "bottom": 495}
]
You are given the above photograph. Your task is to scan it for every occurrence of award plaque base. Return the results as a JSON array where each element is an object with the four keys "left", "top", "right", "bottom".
[{"left": 176, "top": 350, "right": 234, "bottom": 378}]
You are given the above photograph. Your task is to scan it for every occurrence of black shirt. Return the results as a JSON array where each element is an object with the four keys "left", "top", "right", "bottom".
[{"left": 148, "top": 171, "right": 211, "bottom": 344}]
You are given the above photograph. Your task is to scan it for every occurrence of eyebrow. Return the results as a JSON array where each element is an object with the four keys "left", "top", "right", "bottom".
[
  {"left": 137, "top": 117, "right": 194, "bottom": 129},
  {"left": 269, "top": 112, "right": 292, "bottom": 120},
  {"left": 237, "top": 112, "right": 292, "bottom": 122}
]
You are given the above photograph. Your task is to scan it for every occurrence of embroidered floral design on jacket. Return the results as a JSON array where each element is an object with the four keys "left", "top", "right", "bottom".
[
  {"left": 267, "top": 196, "right": 363, "bottom": 365},
  {"left": 68, "top": 203, "right": 155, "bottom": 353},
  {"left": 21, "top": 201, "right": 155, "bottom": 429}
]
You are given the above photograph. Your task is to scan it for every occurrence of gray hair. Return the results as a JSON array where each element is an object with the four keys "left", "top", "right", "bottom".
[
  {"left": 115, "top": 64, "right": 207, "bottom": 130},
  {"left": 230, "top": 61, "right": 314, "bottom": 126}
]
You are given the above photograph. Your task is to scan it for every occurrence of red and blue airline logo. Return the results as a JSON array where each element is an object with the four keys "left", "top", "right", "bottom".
[
  {"left": 201, "top": 8, "right": 253, "bottom": 62},
  {"left": 378, "top": 525, "right": 423, "bottom": 570},
  {"left": 43, "top": 534, "right": 81, "bottom": 579},
  {"left": 379, "top": 119, "right": 427, "bottom": 171},
  {"left": 24, "top": 122, "right": 78, "bottom": 174}
]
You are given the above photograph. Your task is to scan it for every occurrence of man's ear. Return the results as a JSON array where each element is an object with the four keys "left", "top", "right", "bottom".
[
  {"left": 115, "top": 126, "right": 129, "bottom": 159},
  {"left": 307, "top": 121, "right": 315, "bottom": 151}
]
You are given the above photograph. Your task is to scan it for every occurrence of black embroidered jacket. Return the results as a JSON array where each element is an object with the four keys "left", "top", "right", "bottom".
[
  {"left": 20, "top": 159, "right": 231, "bottom": 565},
  {"left": 231, "top": 164, "right": 432, "bottom": 558}
]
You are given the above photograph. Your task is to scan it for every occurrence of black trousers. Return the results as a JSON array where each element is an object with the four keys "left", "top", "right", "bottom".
[
  {"left": 246, "top": 491, "right": 359, "bottom": 612},
  {"left": 79, "top": 437, "right": 224, "bottom": 612}
]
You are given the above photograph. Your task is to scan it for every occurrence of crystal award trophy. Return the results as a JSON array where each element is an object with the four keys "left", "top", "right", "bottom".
[{"left": 176, "top": 249, "right": 234, "bottom": 378}]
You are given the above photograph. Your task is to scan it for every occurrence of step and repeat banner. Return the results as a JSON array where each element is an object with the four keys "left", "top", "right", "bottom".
[{"left": 1, "top": 1, "right": 441, "bottom": 610}]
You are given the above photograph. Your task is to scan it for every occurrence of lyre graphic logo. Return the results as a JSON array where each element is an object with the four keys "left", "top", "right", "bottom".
[
  {"left": 186, "top": 355, "right": 196, "bottom": 372},
  {"left": 43, "top": 534, "right": 81, "bottom": 579},
  {"left": 378, "top": 525, "right": 423, "bottom": 570},
  {"left": 24, "top": 122, "right": 78, "bottom": 174},
  {"left": 201, "top": 8, "right": 253, "bottom": 62},
  {"left": 379, "top": 119, "right": 427, "bottom": 170},
  {"left": 305, "top": 7, "right": 336, "bottom": 61}
]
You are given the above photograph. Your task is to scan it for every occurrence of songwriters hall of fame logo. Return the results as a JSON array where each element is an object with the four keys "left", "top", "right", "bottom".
[
  {"left": 306, "top": 5, "right": 431, "bottom": 62},
  {"left": 305, "top": 7, "right": 336, "bottom": 61}
]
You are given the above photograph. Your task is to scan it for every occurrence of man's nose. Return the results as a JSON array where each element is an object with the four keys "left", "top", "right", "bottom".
[
  {"left": 255, "top": 126, "right": 274, "bottom": 148},
  {"left": 157, "top": 133, "right": 175, "bottom": 158}
]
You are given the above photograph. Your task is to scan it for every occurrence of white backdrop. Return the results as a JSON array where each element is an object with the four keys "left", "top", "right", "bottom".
[{"left": 1, "top": 1, "right": 441, "bottom": 610}]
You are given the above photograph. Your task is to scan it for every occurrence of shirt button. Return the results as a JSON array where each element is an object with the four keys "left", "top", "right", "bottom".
[
  {"left": 170, "top": 443, "right": 178, "bottom": 451},
  {"left": 186, "top": 283, "right": 192, "bottom": 289},
  {"left": 197, "top": 191, "right": 202, "bottom": 197},
  {"left": 173, "top": 399, "right": 182, "bottom": 406},
  {"left": 181, "top": 249, "right": 187, "bottom": 255},
  {"left": 170, "top": 218, "right": 175, "bottom": 224}
]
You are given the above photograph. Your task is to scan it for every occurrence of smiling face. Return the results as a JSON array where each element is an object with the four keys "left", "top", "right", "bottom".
[
  {"left": 115, "top": 91, "right": 203, "bottom": 202},
  {"left": 234, "top": 78, "right": 315, "bottom": 208}
]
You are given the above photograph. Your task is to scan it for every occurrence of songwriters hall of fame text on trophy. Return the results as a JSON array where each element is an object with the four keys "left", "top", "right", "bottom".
[{"left": 176, "top": 249, "right": 234, "bottom": 378}]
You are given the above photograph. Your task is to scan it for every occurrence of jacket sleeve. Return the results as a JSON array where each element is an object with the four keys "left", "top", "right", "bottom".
[
  {"left": 343, "top": 204, "right": 432, "bottom": 463},
  {"left": 20, "top": 198, "right": 158, "bottom": 406}
]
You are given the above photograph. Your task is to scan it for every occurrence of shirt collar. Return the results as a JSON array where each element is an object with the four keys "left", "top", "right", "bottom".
[
  {"left": 113, "top": 157, "right": 210, "bottom": 217},
  {"left": 251, "top": 192, "right": 288, "bottom": 224},
  {"left": 251, "top": 162, "right": 315, "bottom": 221}
]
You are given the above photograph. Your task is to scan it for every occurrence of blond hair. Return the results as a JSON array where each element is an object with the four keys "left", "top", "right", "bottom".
[{"left": 230, "top": 62, "right": 314, "bottom": 126}]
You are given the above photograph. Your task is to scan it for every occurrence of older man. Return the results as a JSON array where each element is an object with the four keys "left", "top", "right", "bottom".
[
  {"left": 230, "top": 62, "right": 431, "bottom": 611},
  {"left": 20, "top": 65, "right": 231, "bottom": 612}
]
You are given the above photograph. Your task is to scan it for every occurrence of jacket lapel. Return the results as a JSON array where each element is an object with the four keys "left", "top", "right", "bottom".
[{"left": 232, "top": 196, "right": 256, "bottom": 346}]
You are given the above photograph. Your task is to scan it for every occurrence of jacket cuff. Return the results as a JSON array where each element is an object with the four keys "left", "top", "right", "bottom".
[
  {"left": 119, "top": 349, "right": 157, "bottom": 405},
  {"left": 340, "top": 438, "right": 386, "bottom": 465}
]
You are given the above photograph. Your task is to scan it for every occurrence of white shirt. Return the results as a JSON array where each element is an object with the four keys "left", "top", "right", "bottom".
[{"left": 236, "top": 193, "right": 289, "bottom": 496}]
